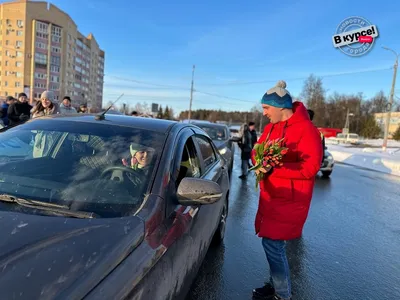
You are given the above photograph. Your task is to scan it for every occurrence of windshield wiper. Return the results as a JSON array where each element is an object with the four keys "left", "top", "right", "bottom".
[{"left": 0, "top": 194, "right": 98, "bottom": 219}]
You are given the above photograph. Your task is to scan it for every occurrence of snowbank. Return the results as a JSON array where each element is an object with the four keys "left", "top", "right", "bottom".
[{"left": 327, "top": 144, "right": 400, "bottom": 177}]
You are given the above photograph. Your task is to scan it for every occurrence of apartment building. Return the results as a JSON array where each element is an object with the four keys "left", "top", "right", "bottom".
[{"left": 0, "top": 0, "right": 105, "bottom": 111}]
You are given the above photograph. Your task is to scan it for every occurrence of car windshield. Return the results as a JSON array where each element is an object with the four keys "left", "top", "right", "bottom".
[
  {"left": 0, "top": 120, "right": 164, "bottom": 218},
  {"left": 196, "top": 125, "right": 227, "bottom": 140}
]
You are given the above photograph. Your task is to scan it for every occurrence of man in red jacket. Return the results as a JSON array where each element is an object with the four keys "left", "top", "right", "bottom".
[{"left": 252, "top": 81, "right": 323, "bottom": 300}]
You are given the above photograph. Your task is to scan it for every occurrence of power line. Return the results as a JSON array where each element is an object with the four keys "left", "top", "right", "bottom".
[
  {"left": 104, "top": 75, "right": 190, "bottom": 90},
  {"left": 194, "top": 67, "right": 393, "bottom": 87},
  {"left": 194, "top": 90, "right": 255, "bottom": 103}
]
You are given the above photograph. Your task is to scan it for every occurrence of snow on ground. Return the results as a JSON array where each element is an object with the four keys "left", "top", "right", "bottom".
[
  {"left": 327, "top": 144, "right": 400, "bottom": 177},
  {"left": 326, "top": 137, "right": 400, "bottom": 148}
]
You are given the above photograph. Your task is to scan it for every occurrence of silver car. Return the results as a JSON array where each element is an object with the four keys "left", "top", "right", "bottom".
[{"left": 191, "top": 122, "right": 234, "bottom": 178}]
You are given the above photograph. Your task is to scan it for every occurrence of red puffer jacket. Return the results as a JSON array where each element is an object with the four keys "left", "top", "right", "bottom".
[{"left": 252, "top": 102, "right": 323, "bottom": 240}]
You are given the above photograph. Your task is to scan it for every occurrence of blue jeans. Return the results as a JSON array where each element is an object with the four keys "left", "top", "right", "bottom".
[{"left": 262, "top": 238, "right": 292, "bottom": 299}]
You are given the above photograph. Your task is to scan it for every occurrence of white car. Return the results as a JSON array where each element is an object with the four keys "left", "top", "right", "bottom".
[{"left": 320, "top": 149, "right": 334, "bottom": 177}]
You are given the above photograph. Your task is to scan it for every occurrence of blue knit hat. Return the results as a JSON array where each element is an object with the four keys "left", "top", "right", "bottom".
[{"left": 261, "top": 80, "right": 293, "bottom": 109}]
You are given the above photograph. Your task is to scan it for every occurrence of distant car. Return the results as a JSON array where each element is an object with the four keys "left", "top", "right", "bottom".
[
  {"left": 0, "top": 114, "right": 230, "bottom": 300},
  {"left": 229, "top": 125, "right": 241, "bottom": 139},
  {"left": 320, "top": 148, "right": 334, "bottom": 177},
  {"left": 191, "top": 122, "right": 234, "bottom": 178},
  {"left": 335, "top": 133, "right": 360, "bottom": 144}
]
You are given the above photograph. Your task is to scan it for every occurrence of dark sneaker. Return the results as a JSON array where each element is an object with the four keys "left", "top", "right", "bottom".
[{"left": 252, "top": 283, "right": 275, "bottom": 299}]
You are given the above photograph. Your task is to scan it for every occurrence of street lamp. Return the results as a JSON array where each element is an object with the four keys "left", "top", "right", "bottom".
[{"left": 382, "top": 46, "right": 399, "bottom": 151}]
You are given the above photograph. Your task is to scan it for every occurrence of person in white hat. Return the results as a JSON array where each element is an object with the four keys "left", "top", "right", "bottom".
[{"left": 32, "top": 91, "right": 60, "bottom": 119}]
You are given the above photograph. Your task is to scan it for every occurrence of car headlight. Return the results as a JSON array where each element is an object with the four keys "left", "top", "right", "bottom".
[
  {"left": 219, "top": 147, "right": 228, "bottom": 155},
  {"left": 327, "top": 155, "right": 333, "bottom": 161}
]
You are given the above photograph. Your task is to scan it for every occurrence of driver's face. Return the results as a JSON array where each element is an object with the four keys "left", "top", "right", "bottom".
[{"left": 135, "top": 150, "right": 151, "bottom": 167}]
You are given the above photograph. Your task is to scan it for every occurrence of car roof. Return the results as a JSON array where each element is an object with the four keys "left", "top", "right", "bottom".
[
  {"left": 32, "top": 113, "right": 179, "bottom": 134},
  {"left": 191, "top": 122, "right": 229, "bottom": 129}
]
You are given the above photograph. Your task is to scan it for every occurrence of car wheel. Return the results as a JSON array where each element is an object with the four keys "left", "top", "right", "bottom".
[
  {"left": 322, "top": 170, "right": 332, "bottom": 178},
  {"left": 211, "top": 195, "right": 228, "bottom": 246}
]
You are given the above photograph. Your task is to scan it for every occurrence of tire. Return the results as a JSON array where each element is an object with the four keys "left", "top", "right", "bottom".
[
  {"left": 211, "top": 195, "right": 229, "bottom": 246},
  {"left": 322, "top": 170, "right": 332, "bottom": 178}
]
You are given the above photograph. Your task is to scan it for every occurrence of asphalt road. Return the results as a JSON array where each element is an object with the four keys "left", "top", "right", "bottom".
[{"left": 187, "top": 147, "right": 400, "bottom": 300}]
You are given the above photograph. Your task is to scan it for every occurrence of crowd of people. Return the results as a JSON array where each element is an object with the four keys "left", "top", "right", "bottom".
[{"left": 0, "top": 91, "right": 89, "bottom": 128}]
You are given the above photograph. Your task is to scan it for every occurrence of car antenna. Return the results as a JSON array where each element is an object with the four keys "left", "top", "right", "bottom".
[{"left": 95, "top": 93, "right": 124, "bottom": 120}]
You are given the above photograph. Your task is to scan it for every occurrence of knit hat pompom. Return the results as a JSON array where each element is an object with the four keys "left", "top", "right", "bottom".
[
  {"left": 261, "top": 79, "right": 293, "bottom": 109},
  {"left": 276, "top": 80, "right": 287, "bottom": 89}
]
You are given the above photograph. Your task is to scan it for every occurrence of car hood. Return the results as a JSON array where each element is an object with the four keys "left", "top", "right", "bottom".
[{"left": 0, "top": 211, "right": 144, "bottom": 300}]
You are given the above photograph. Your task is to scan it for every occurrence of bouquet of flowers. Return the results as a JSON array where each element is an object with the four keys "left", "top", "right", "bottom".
[{"left": 249, "top": 138, "right": 289, "bottom": 188}]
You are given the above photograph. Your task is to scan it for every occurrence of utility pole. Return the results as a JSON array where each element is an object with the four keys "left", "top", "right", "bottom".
[
  {"left": 188, "top": 65, "right": 195, "bottom": 122},
  {"left": 382, "top": 47, "right": 399, "bottom": 151}
]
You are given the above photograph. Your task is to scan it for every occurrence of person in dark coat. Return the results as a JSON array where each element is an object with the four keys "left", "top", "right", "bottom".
[
  {"left": 238, "top": 123, "right": 252, "bottom": 179},
  {"left": 0, "top": 96, "right": 15, "bottom": 126},
  {"left": 249, "top": 121, "right": 258, "bottom": 147},
  {"left": 307, "top": 109, "right": 325, "bottom": 163},
  {"left": 7, "top": 93, "right": 32, "bottom": 127},
  {"left": 248, "top": 121, "right": 258, "bottom": 167}
]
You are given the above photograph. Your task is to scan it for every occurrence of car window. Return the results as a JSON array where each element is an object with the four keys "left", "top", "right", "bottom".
[
  {"left": 176, "top": 137, "right": 201, "bottom": 188},
  {"left": 195, "top": 135, "right": 217, "bottom": 171},
  {"left": 195, "top": 125, "right": 227, "bottom": 141},
  {"left": 0, "top": 120, "right": 165, "bottom": 218}
]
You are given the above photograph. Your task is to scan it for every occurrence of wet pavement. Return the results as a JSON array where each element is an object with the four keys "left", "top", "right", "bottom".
[{"left": 187, "top": 146, "right": 400, "bottom": 300}]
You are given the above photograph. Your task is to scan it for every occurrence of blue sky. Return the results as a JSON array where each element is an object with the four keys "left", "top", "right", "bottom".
[{"left": 47, "top": 0, "right": 400, "bottom": 114}]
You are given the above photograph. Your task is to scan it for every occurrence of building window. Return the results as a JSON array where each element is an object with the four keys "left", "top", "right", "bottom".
[
  {"left": 37, "top": 22, "right": 48, "bottom": 33},
  {"left": 16, "top": 61, "right": 22, "bottom": 67},
  {"left": 50, "top": 75, "right": 59, "bottom": 83},
  {"left": 16, "top": 51, "right": 23, "bottom": 57},
  {"left": 51, "top": 46, "right": 61, "bottom": 53},
  {"left": 16, "top": 72, "right": 22, "bottom": 78},
  {"left": 50, "top": 65, "right": 60, "bottom": 73},
  {"left": 36, "top": 32, "right": 48, "bottom": 39},
  {"left": 35, "top": 53, "right": 47, "bottom": 64},
  {"left": 17, "top": 20, "right": 24, "bottom": 27},
  {"left": 35, "top": 41, "right": 47, "bottom": 49},
  {"left": 35, "top": 72, "right": 46, "bottom": 79},
  {"left": 51, "top": 55, "right": 61, "bottom": 66},
  {"left": 5, "top": 61, "right": 9, "bottom": 67},
  {"left": 51, "top": 26, "right": 62, "bottom": 37},
  {"left": 15, "top": 82, "right": 21, "bottom": 87},
  {"left": 17, "top": 30, "right": 23, "bottom": 36},
  {"left": 52, "top": 36, "right": 61, "bottom": 43},
  {"left": 4, "top": 81, "right": 8, "bottom": 87},
  {"left": 16, "top": 41, "right": 23, "bottom": 47},
  {"left": 34, "top": 82, "right": 46, "bottom": 89},
  {"left": 5, "top": 50, "right": 10, "bottom": 57}
]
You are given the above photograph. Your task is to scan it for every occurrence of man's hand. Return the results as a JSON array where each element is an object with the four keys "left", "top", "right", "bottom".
[{"left": 19, "top": 114, "right": 29, "bottom": 121}]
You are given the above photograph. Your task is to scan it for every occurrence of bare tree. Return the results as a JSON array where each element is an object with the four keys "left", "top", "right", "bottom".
[{"left": 300, "top": 74, "right": 326, "bottom": 127}]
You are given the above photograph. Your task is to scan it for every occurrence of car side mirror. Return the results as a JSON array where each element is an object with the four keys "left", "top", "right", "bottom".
[{"left": 177, "top": 177, "right": 222, "bottom": 206}]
